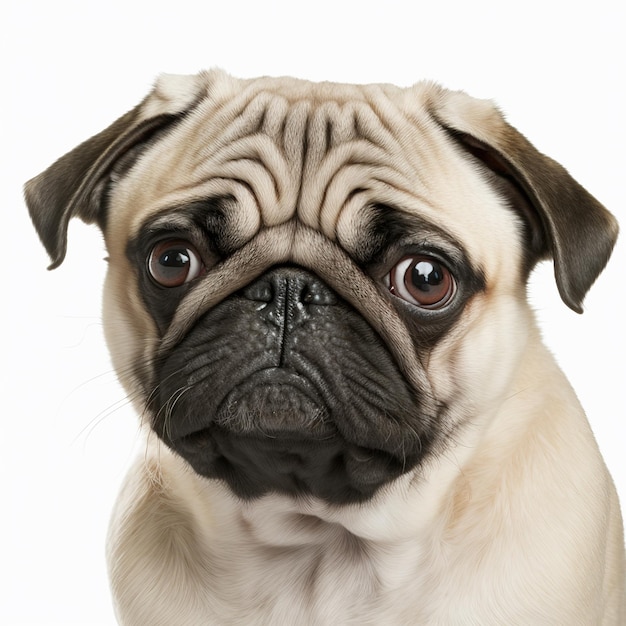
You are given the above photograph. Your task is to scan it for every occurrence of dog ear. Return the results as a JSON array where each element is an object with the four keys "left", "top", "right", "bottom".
[
  {"left": 24, "top": 73, "right": 209, "bottom": 269},
  {"left": 430, "top": 89, "right": 619, "bottom": 313}
]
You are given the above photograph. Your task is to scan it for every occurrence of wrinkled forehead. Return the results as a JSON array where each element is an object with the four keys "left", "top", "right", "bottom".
[{"left": 108, "top": 75, "right": 521, "bottom": 269}]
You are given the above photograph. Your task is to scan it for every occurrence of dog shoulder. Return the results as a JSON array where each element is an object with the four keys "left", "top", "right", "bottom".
[
  {"left": 432, "top": 338, "right": 624, "bottom": 622},
  {"left": 107, "top": 448, "right": 219, "bottom": 623}
]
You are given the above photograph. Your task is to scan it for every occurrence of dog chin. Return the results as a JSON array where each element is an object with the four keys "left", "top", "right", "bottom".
[{"left": 171, "top": 424, "right": 409, "bottom": 504}]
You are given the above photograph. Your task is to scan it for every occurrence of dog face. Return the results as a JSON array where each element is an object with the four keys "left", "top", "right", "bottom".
[{"left": 25, "top": 70, "right": 618, "bottom": 505}]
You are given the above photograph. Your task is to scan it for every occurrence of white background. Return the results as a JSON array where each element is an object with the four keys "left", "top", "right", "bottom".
[{"left": 2, "top": 1, "right": 624, "bottom": 624}]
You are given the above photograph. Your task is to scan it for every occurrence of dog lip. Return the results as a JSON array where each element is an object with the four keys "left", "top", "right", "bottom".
[
  {"left": 160, "top": 366, "right": 326, "bottom": 436},
  {"left": 212, "top": 366, "right": 335, "bottom": 437},
  {"left": 172, "top": 366, "right": 338, "bottom": 467}
]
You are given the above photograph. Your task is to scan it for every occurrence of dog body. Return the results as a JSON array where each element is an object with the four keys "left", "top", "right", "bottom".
[{"left": 26, "top": 70, "right": 625, "bottom": 624}]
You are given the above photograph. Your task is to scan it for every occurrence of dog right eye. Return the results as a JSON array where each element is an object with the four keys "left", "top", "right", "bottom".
[{"left": 148, "top": 240, "right": 205, "bottom": 287}]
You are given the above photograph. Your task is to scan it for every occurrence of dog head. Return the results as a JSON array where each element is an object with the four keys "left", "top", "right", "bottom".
[{"left": 25, "top": 70, "right": 618, "bottom": 504}]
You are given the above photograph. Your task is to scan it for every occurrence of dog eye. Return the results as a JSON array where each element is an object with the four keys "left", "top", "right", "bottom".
[
  {"left": 386, "top": 255, "right": 456, "bottom": 309},
  {"left": 148, "top": 240, "right": 204, "bottom": 287}
]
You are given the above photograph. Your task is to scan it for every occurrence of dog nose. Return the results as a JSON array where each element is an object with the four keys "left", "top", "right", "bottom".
[{"left": 242, "top": 267, "right": 337, "bottom": 330}]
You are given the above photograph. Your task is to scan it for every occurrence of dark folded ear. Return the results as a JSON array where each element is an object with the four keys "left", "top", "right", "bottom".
[
  {"left": 24, "top": 73, "right": 208, "bottom": 269},
  {"left": 429, "top": 88, "right": 619, "bottom": 313}
]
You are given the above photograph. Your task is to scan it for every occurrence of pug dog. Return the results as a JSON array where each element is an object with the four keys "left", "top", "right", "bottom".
[{"left": 25, "top": 70, "right": 625, "bottom": 624}]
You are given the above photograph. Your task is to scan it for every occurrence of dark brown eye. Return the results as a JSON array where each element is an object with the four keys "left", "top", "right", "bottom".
[
  {"left": 148, "top": 240, "right": 204, "bottom": 287},
  {"left": 387, "top": 255, "right": 455, "bottom": 309}
]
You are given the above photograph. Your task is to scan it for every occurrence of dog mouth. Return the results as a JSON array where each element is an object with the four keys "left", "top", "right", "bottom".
[
  {"left": 160, "top": 364, "right": 415, "bottom": 503},
  {"left": 153, "top": 341, "right": 435, "bottom": 502},
  {"left": 212, "top": 367, "right": 337, "bottom": 438}
]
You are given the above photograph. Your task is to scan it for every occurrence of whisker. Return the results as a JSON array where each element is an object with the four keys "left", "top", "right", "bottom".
[
  {"left": 153, "top": 383, "right": 195, "bottom": 441},
  {"left": 71, "top": 394, "right": 139, "bottom": 446}
]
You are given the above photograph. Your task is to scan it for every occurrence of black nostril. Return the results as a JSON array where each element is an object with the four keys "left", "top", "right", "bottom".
[
  {"left": 242, "top": 268, "right": 336, "bottom": 306},
  {"left": 300, "top": 280, "right": 336, "bottom": 305},
  {"left": 243, "top": 280, "right": 273, "bottom": 303}
]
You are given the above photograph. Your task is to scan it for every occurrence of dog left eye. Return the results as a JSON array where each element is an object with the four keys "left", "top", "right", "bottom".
[
  {"left": 386, "top": 255, "right": 456, "bottom": 309},
  {"left": 148, "top": 240, "right": 204, "bottom": 287}
]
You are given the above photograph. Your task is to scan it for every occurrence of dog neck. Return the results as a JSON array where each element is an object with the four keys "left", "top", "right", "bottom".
[{"left": 108, "top": 440, "right": 439, "bottom": 621}]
